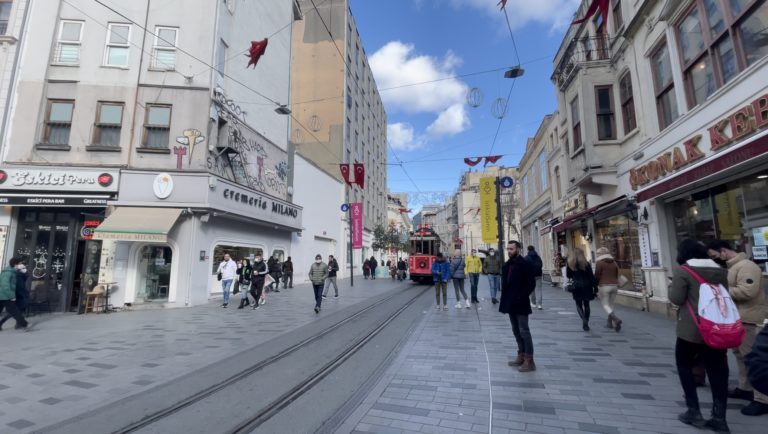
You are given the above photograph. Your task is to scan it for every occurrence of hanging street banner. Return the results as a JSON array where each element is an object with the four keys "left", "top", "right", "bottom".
[
  {"left": 480, "top": 177, "right": 498, "bottom": 244},
  {"left": 351, "top": 202, "right": 363, "bottom": 249}
]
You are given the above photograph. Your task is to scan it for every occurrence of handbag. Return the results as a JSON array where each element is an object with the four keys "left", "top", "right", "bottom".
[
  {"left": 565, "top": 279, "right": 575, "bottom": 293},
  {"left": 618, "top": 275, "right": 629, "bottom": 287},
  {"left": 217, "top": 272, "right": 222, "bottom": 281}
]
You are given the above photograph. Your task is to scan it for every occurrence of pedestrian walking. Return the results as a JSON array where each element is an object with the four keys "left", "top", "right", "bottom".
[
  {"left": 480, "top": 247, "right": 502, "bottom": 304},
  {"left": 595, "top": 247, "right": 623, "bottom": 332},
  {"left": 266, "top": 255, "right": 281, "bottom": 293},
  {"left": 525, "top": 246, "right": 544, "bottom": 310},
  {"left": 369, "top": 257, "right": 378, "bottom": 280},
  {"left": 309, "top": 254, "right": 329, "bottom": 313},
  {"left": 500, "top": 241, "right": 536, "bottom": 372},
  {"left": 432, "top": 252, "right": 451, "bottom": 311},
  {"left": 553, "top": 252, "right": 566, "bottom": 288},
  {"left": 322, "top": 255, "right": 340, "bottom": 298},
  {"left": 250, "top": 254, "right": 268, "bottom": 309},
  {"left": 708, "top": 239, "right": 768, "bottom": 416},
  {"left": 282, "top": 256, "right": 294, "bottom": 289},
  {"left": 363, "top": 259, "right": 371, "bottom": 279},
  {"left": 237, "top": 258, "right": 253, "bottom": 309},
  {"left": 396, "top": 258, "right": 408, "bottom": 281},
  {"left": 566, "top": 248, "right": 598, "bottom": 331},
  {"left": 216, "top": 253, "right": 237, "bottom": 307},
  {"left": 670, "top": 239, "right": 730, "bottom": 433},
  {"left": 747, "top": 325, "right": 768, "bottom": 398},
  {"left": 0, "top": 257, "right": 28, "bottom": 330},
  {"left": 449, "top": 250, "right": 470, "bottom": 309},
  {"left": 465, "top": 249, "right": 482, "bottom": 303}
]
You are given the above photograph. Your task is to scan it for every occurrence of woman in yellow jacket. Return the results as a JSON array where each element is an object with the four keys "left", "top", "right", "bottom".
[{"left": 465, "top": 249, "right": 483, "bottom": 304}]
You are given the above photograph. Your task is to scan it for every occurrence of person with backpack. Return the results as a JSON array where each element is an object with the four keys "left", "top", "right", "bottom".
[
  {"left": 566, "top": 248, "right": 598, "bottom": 331},
  {"left": 525, "top": 246, "right": 544, "bottom": 310},
  {"left": 431, "top": 252, "right": 451, "bottom": 311},
  {"left": 449, "top": 250, "right": 470, "bottom": 309},
  {"left": 708, "top": 239, "right": 768, "bottom": 416},
  {"left": 669, "top": 239, "right": 732, "bottom": 433}
]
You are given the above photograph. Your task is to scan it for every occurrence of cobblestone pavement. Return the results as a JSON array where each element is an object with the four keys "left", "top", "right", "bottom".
[
  {"left": 0, "top": 276, "right": 401, "bottom": 433},
  {"left": 341, "top": 281, "right": 764, "bottom": 434}
]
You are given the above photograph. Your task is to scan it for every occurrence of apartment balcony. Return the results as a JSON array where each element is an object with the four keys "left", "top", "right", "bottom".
[
  {"left": 553, "top": 35, "right": 615, "bottom": 92},
  {"left": 567, "top": 148, "right": 617, "bottom": 195}
]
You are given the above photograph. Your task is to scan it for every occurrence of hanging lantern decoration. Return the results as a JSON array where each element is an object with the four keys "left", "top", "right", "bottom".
[
  {"left": 491, "top": 97, "right": 508, "bottom": 119},
  {"left": 291, "top": 128, "right": 304, "bottom": 144},
  {"left": 309, "top": 114, "right": 323, "bottom": 132},
  {"left": 466, "top": 87, "right": 483, "bottom": 108}
]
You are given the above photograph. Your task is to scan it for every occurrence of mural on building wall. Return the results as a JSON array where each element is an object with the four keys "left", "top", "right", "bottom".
[
  {"left": 175, "top": 129, "right": 205, "bottom": 170},
  {"left": 208, "top": 89, "right": 289, "bottom": 198}
]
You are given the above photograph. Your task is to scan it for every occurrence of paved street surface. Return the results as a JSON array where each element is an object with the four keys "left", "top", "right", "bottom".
[{"left": 340, "top": 282, "right": 764, "bottom": 434}]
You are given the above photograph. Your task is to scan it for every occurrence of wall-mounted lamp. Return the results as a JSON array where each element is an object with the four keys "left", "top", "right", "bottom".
[
  {"left": 625, "top": 202, "right": 639, "bottom": 221},
  {"left": 275, "top": 105, "right": 291, "bottom": 115}
]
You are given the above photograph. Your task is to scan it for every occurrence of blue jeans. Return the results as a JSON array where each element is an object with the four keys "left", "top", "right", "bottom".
[
  {"left": 468, "top": 273, "right": 480, "bottom": 300},
  {"left": 221, "top": 279, "right": 233, "bottom": 305},
  {"left": 487, "top": 274, "right": 500, "bottom": 299}
]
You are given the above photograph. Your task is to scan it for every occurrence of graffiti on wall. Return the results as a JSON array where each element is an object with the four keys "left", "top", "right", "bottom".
[
  {"left": 209, "top": 88, "right": 288, "bottom": 198},
  {"left": 175, "top": 129, "right": 205, "bottom": 170}
]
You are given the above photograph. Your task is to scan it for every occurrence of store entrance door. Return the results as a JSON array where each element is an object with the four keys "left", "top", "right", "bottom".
[{"left": 72, "top": 239, "right": 102, "bottom": 313}]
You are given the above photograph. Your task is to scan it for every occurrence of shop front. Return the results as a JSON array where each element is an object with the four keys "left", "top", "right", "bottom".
[
  {"left": 0, "top": 166, "right": 119, "bottom": 313},
  {"left": 93, "top": 171, "right": 302, "bottom": 308}
]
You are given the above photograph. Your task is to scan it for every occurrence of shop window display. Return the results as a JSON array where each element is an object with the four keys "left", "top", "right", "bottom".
[
  {"left": 595, "top": 216, "right": 644, "bottom": 291},
  {"left": 211, "top": 245, "right": 264, "bottom": 274},
  {"left": 135, "top": 246, "right": 172, "bottom": 302}
]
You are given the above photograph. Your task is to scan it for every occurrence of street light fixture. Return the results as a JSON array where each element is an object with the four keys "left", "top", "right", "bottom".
[
  {"left": 275, "top": 104, "right": 291, "bottom": 115},
  {"left": 504, "top": 66, "right": 525, "bottom": 78}
]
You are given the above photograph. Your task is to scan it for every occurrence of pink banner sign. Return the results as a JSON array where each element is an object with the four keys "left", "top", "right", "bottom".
[{"left": 351, "top": 202, "right": 363, "bottom": 249}]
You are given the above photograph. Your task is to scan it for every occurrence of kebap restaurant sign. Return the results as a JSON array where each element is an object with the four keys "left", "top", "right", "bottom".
[
  {"left": 0, "top": 167, "right": 119, "bottom": 192},
  {"left": 630, "top": 93, "right": 768, "bottom": 191}
]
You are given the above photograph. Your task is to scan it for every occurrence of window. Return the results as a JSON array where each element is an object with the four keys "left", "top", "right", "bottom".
[
  {"left": 346, "top": 117, "right": 351, "bottom": 141},
  {"left": 53, "top": 20, "right": 83, "bottom": 64},
  {"left": 650, "top": 39, "right": 679, "bottom": 130},
  {"left": 740, "top": 1, "right": 768, "bottom": 67},
  {"left": 152, "top": 26, "right": 177, "bottom": 70},
  {"left": 678, "top": 5, "right": 716, "bottom": 107},
  {"left": 570, "top": 96, "right": 582, "bottom": 151},
  {"left": 217, "top": 39, "right": 227, "bottom": 78},
  {"left": 612, "top": 0, "right": 623, "bottom": 31},
  {"left": 594, "top": 85, "right": 616, "bottom": 140},
  {"left": 619, "top": 72, "right": 637, "bottom": 134},
  {"left": 539, "top": 152, "right": 548, "bottom": 190},
  {"left": 104, "top": 23, "right": 131, "bottom": 67},
  {"left": 554, "top": 166, "right": 562, "bottom": 198},
  {"left": 0, "top": 0, "right": 10, "bottom": 35},
  {"left": 44, "top": 100, "right": 74, "bottom": 146},
  {"left": 346, "top": 86, "right": 352, "bottom": 108},
  {"left": 143, "top": 105, "right": 171, "bottom": 148},
  {"left": 522, "top": 175, "right": 529, "bottom": 206},
  {"left": 94, "top": 102, "right": 123, "bottom": 146}
]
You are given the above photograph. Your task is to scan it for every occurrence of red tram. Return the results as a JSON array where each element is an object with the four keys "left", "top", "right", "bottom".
[{"left": 408, "top": 226, "right": 441, "bottom": 284}]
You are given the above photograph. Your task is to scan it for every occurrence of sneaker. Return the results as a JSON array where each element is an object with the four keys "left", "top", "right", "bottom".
[
  {"left": 222, "top": 304, "right": 228, "bottom": 308},
  {"left": 314, "top": 306, "right": 319, "bottom": 313},
  {"left": 465, "top": 299, "right": 471, "bottom": 308},
  {"left": 491, "top": 298, "right": 498, "bottom": 304},
  {"left": 252, "top": 304, "right": 260, "bottom": 310},
  {"left": 678, "top": 409, "right": 705, "bottom": 428},
  {"left": 443, "top": 306, "right": 448, "bottom": 310},
  {"left": 729, "top": 388, "right": 754, "bottom": 401},
  {"left": 274, "top": 289, "right": 280, "bottom": 293},
  {"left": 455, "top": 302, "right": 462, "bottom": 309},
  {"left": 322, "top": 295, "right": 327, "bottom": 299},
  {"left": 741, "top": 401, "right": 768, "bottom": 416},
  {"left": 334, "top": 295, "right": 339, "bottom": 298},
  {"left": 537, "top": 304, "right": 543, "bottom": 310},
  {"left": 260, "top": 298, "right": 266, "bottom": 305}
]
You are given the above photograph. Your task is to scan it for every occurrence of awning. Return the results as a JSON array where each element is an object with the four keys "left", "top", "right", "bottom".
[
  {"left": 552, "top": 195, "right": 626, "bottom": 233},
  {"left": 93, "top": 207, "right": 182, "bottom": 242}
]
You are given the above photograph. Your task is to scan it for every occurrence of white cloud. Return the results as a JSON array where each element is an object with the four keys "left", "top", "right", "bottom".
[
  {"left": 427, "top": 104, "right": 470, "bottom": 138},
  {"left": 448, "top": 0, "right": 581, "bottom": 30},
  {"left": 388, "top": 123, "right": 424, "bottom": 151}
]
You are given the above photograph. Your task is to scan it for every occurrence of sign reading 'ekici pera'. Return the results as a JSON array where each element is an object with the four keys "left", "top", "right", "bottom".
[{"left": 630, "top": 93, "right": 768, "bottom": 191}]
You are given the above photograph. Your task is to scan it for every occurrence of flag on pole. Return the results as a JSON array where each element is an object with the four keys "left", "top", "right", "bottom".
[{"left": 571, "top": 0, "right": 609, "bottom": 25}]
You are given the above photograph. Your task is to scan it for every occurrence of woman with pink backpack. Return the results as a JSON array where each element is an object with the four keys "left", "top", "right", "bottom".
[{"left": 670, "top": 239, "right": 734, "bottom": 433}]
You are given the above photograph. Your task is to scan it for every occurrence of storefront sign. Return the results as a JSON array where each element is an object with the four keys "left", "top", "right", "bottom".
[
  {"left": 351, "top": 202, "right": 363, "bottom": 249},
  {"left": 0, "top": 167, "right": 119, "bottom": 192},
  {"left": 631, "top": 93, "right": 768, "bottom": 191},
  {"left": 479, "top": 177, "right": 498, "bottom": 244},
  {"left": 153, "top": 173, "right": 174, "bottom": 199},
  {"left": 752, "top": 246, "right": 767, "bottom": 261},
  {"left": 0, "top": 194, "right": 112, "bottom": 207},
  {"left": 81, "top": 220, "right": 103, "bottom": 240},
  {"left": 638, "top": 226, "right": 652, "bottom": 268},
  {"left": 564, "top": 193, "right": 587, "bottom": 215},
  {"left": 539, "top": 226, "right": 552, "bottom": 235}
]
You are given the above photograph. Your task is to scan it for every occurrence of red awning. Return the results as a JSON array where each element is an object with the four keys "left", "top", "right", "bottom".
[
  {"left": 636, "top": 132, "right": 768, "bottom": 203},
  {"left": 552, "top": 195, "right": 626, "bottom": 233}
]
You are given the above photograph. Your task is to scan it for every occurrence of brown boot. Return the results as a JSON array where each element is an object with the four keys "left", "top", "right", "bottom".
[
  {"left": 611, "top": 314, "right": 622, "bottom": 332},
  {"left": 606, "top": 316, "right": 614, "bottom": 328},
  {"left": 508, "top": 352, "right": 524, "bottom": 367},
  {"left": 518, "top": 354, "right": 536, "bottom": 372}
]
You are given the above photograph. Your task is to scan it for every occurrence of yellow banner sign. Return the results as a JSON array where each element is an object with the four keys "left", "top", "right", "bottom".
[{"left": 480, "top": 177, "right": 498, "bottom": 244}]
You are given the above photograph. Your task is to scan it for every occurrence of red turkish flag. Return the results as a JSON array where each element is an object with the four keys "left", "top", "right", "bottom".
[
  {"left": 484, "top": 155, "right": 503, "bottom": 167},
  {"left": 571, "top": 0, "right": 609, "bottom": 25},
  {"left": 339, "top": 164, "right": 352, "bottom": 187},
  {"left": 354, "top": 163, "right": 365, "bottom": 189},
  {"left": 247, "top": 38, "right": 269, "bottom": 68},
  {"left": 464, "top": 157, "right": 482, "bottom": 167}
]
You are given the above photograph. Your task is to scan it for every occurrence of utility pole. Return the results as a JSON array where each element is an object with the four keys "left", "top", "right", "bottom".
[
  {"left": 495, "top": 176, "right": 505, "bottom": 258},
  {"left": 349, "top": 206, "right": 354, "bottom": 287}
]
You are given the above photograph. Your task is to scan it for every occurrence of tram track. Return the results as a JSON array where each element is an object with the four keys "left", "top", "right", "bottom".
[{"left": 112, "top": 285, "right": 429, "bottom": 434}]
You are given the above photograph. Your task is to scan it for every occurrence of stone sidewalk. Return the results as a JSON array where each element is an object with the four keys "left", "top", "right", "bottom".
[
  {"left": 0, "top": 276, "right": 404, "bottom": 433},
  {"left": 341, "top": 281, "right": 764, "bottom": 434}
]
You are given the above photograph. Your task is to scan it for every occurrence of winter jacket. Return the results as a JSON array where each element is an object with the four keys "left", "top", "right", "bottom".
[
  {"left": 328, "top": 259, "right": 339, "bottom": 278},
  {"left": 747, "top": 325, "right": 768, "bottom": 396},
  {"left": 595, "top": 257, "right": 619, "bottom": 286},
  {"left": 499, "top": 255, "right": 535, "bottom": 316},
  {"left": 14, "top": 270, "right": 29, "bottom": 311},
  {"left": 567, "top": 264, "right": 598, "bottom": 302},
  {"left": 238, "top": 265, "right": 253, "bottom": 284},
  {"left": 726, "top": 253, "right": 767, "bottom": 325},
  {"left": 449, "top": 256, "right": 466, "bottom": 280},
  {"left": 369, "top": 259, "right": 378, "bottom": 269},
  {"left": 479, "top": 250, "right": 502, "bottom": 274},
  {"left": 0, "top": 267, "right": 17, "bottom": 300},
  {"left": 431, "top": 259, "right": 451, "bottom": 282},
  {"left": 251, "top": 260, "right": 268, "bottom": 289},
  {"left": 397, "top": 260, "right": 407, "bottom": 271},
  {"left": 282, "top": 260, "right": 293, "bottom": 274},
  {"left": 668, "top": 259, "right": 729, "bottom": 345},
  {"left": 465, "top": 255, "right": 483, "bottom": 275},
  {"left": 217, "top": 259, "right": 237, "bottom": 280},
  {"left": 525, "top": 251, "right": 543, "bottom": 277},
  {"left": 309, "top": 262, "right": 329, "bottom": 285}
]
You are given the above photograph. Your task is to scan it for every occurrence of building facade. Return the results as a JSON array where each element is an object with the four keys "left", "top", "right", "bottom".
[{"left": 0, "top": 0, "right": 303, "bottom": 311}]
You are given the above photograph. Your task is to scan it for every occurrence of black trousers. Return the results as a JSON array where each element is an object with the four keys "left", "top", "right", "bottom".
[
  {"left": 675, "top": 337, "right": 729, "bottom": 417},
  {"left": 313, "top": 284, "right": 323, "bottom": 308},
  {"left": 0, "top": 300, "right": 28, "bottom": 328},
  {"left": 250, "top": 282, "right": 264, "bottom": 304},
  {"left": 509, "top": 314, "right": 534, "bottom": 355}
]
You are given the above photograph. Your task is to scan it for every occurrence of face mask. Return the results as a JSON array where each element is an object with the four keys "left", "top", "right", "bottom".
[
  {"left": 713, "top": 258, "right": 727, "bottom": 267},
  {"left": 255, "top": 258, "right": 262, "bottom": 262},
  {"left": 315, "top": 259, "right": 322, "bottom": 264},
  {"left": 17, "top": 265, "right": 27, "bottom": 274},
  {"left": 489, "top": 250, "right": 495, "bottom": 255}
]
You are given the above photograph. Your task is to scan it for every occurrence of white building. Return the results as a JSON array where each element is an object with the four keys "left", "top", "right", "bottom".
[{"left": 0, "top": 0, "right": 303, "bottom": 311}]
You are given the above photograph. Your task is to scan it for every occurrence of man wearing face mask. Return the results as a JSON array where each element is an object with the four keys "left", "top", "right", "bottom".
[
  {"left": 309, "top": 254, "right": 329, "bottom": 313},
  {"left": 250, "top": 254, "right": 268, "bottom": 309},
  {"left": 0, "top": 257, "right": 29, "bottom": 330},
  {"left": 479, "top": 247, "right": 502, "bottom": 304},
  {"left": 708, "top": 239, "right": 768, "bottom": 416}
]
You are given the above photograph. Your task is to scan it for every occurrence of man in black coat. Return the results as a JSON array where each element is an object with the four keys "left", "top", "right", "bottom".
[
  {"left": 499, "top": 240, "right": 537, "bottom": 372},
  {"left": 747, "top": 326, "right": 768, "bottom": 398}
]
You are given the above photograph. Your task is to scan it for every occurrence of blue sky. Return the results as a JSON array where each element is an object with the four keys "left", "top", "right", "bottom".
[{"left": 349, "top": 0, "right": 580, "bottom": 211}]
